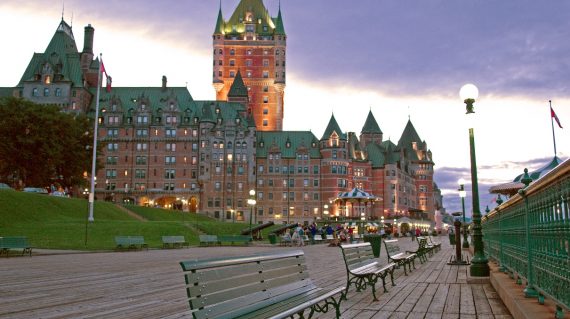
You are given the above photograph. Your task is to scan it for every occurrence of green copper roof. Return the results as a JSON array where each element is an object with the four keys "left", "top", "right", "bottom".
[
  {"left": 17, "top": 20, "right": 84, "bottom": 88},
  {"left": 257, "top": 131, "right": 321, "bottom": 158},
  {"left": 224, "top": 0, "right": 278, "bottom": 35},
  {"left": 228, "top": 70, "right": 248, "bottom": 98},
  {"left": 214, "top": 7, "right": 225, "bottom": 34},
  {"left": 361, "top": 110, "right": 382, "bottom": 134},
  {"left": 397, "top": 119, "right": 422, "bottom": 149},
  {"left": 274, "top": 7, "right": 285, "bottom": 35},
  {"left": 321, "top": 114, "right": 346, "bottom": 140},
  {"left": 513, "top": 156, "right": 562, "bottom": 182},
  {"left": 384, "top": 141, "right": 397, "bottom": 165},
  {"left": 90, "top": 87, "right": 195, "bottom": 115},
  {"left": 365, "top": 143, "right": 386, "bottom": 168}
]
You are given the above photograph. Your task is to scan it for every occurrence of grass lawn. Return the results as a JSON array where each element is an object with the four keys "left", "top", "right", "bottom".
[{"left": 0, "top": 190, "right": 280, "bottom": 250}]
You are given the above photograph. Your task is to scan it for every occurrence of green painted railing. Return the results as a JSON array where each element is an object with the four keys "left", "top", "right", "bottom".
[{"left": 483, "top": 159, "right": 569, "bottom": 319}]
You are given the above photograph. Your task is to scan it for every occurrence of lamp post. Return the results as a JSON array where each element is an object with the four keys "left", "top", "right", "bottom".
[
  {"left": 458, "top": 178, "right": 469, "bottom": 249},
  {"left": 323, "top": 204, "right": 329, "bottom": 222},
  {"left": 460, "top": 83, "right": 489, "bottom": 277},
  {"left": 247, "top": 189, "right": 256, "bottom": 238}
]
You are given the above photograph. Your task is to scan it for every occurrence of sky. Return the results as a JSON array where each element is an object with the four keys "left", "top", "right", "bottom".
[{"left": 0, "top": 0, "right": 568, "bottom": 216}]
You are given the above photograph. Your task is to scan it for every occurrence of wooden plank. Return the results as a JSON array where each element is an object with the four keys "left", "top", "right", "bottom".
[
  {"left": 411, "top": 283, "right": 438, "bottom": 313},
  {"left": 427, "top": 283, "right": 449, "bottom": 314},
  {"left": 443, "top": 284, "right": 461, "bottom": 315},
  {"left": 471, "top": 283, "right": 493, "bottom": 315},
  {"left": 460, "top": 283, "right": 476, "bottom": 315}
]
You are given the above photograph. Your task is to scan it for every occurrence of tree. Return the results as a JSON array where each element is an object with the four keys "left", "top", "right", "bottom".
[{"left": 0, "top": 97, "right": 98, "bottom": 189}]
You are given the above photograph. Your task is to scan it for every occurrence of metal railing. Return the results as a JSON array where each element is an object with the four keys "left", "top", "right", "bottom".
[{"left": 483, "top": 158, "right": 569, "bottom": 318}]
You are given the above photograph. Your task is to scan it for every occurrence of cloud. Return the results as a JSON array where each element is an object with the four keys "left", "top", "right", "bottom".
[{"left": 283, "top": 0, "right": 570, "bottom": 99}]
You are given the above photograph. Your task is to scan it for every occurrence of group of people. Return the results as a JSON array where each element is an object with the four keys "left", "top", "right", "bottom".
[{"left": 282, "top": 222, "right": 383, "bottom": 247}]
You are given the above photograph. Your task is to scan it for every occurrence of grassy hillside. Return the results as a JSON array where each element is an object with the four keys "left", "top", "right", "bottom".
[{"left": 0, "top": 190, "right": 280, "bottom": 250}]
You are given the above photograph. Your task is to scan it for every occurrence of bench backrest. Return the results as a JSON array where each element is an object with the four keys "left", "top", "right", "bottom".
[
  {"left": 115, "top": 236, "right": 145, "bottom": 245},
  {"left": 384, "top": 239, "right": 402, "bottom": 257},
  {"left": 326, "top": 235, "right": 334, "bottom": 240},
  {"left": 416, "top": 237, "right": 428, "bottom": 249},
  {"left": 199, "top": 234, "right": 218, "bottom": 242},
  {"left": 218, "top": 235, "right": 251, "bottom": 242},
  {"left": 180, "top": 250, "right": 315, "bottom": 319},
  {"left": 340, "top": 242, "right": 377, "bottom": 272},
  {"left": 162, "top": 235, "right": 185, "bottom": 243},
  {"left": 0, "top": 236, "right": 29, "bottom": 248}
]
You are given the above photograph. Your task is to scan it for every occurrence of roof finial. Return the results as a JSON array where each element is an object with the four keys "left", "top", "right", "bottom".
[
  {"left": 408, "top": 106, "right": 410, "bottom": 120},
  {"left": 279, "top": 0, "right": 281, "bottom": 11},
  {"left": 61, "top": 1, "right": 64, "bottom": 21},
  {"left": 70, "top": 11, "right": 73, "bottom": 28},
  {"left": 219, "top": 0, "right": 222, "bottom": 11}
]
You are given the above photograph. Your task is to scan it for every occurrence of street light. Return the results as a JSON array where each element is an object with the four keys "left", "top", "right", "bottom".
[
  {"left": 323, "top": 204, "right": 329, "bottom": 222},
  {"left": 460, "top": 83, "right": 489, "bottom": 277},
  {"left": 458, "top": 178, "right": 469, "bottom": 249},
  {"left": 247, "top": 189, "right": 256, "bottom": 238}
]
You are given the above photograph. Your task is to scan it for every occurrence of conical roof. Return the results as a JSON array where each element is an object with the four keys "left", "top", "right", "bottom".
[
  {"left": 274, "top": 6, "right": 286, "bottom": 35},
  {"left": 214, "top": 7, "right": 225, "bottom": 34},
  {"left": 397, "top": 119, "right": 422, "bottom": 148},
  {"left": 361, "top": 110, "right": 382, "bottom": 134},
  {"left": 321, "top": 114, "right": 346, "bottom": 140},
  {"left": 228, "top": 70, "right": 248, "bottom": 98}
]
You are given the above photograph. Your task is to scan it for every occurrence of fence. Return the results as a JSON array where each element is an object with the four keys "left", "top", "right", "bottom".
[{"left": 482, "top": 159, "right": 569, "bottom": 318}]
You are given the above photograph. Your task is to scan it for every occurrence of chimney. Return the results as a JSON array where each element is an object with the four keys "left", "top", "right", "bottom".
[
  {"left": 83, "top": 24, "right": 94, "bottom": 54},
  {"left": 162, "top": 75, "right": 167, "bottom": 91}
]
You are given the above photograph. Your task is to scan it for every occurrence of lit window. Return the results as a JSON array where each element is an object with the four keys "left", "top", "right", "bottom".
[{"left": 263, "top": 71, "right": 269, "bottom": 78}]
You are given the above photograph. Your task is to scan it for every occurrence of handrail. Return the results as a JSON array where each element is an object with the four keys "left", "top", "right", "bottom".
[{"left": 482, "top": 158, "right": 569, "bottom": 318}]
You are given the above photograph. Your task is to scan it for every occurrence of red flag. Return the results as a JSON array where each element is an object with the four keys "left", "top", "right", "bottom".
[
  {"left": 100, "top": 60, "right": 112, "bottom": 93},
  {"left": 551, "top": 106, "right": 563, "bottom": 128}
]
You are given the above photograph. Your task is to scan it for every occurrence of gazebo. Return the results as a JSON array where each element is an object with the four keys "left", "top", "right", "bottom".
[
  {"left": 334, "top": 188, "right": 382, "bottom": 220},
  {"left": 489, "top": 156, "right": 562, "bottom": 197}
]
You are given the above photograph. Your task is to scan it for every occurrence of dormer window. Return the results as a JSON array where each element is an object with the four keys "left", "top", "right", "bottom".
[
  {"left": 215, "top": 108, "right": 220, "bottom": 114},
  {"left": 169, "top": 103, "right": 175, "bottom": 110},
  {"left": 236, "top": 118, "right": 241, "bottom": 124},
  {"left": 312, "top": 142, "right": 316, "bottom": 148},
  {"left": 44, "top": 75, "right": 51, "bottom": 84},
  {"left": 217, "top": 118, "right": 222, "bottom": 125},
  {"left": 141, "top": 104, "right": 146, "bottom": 111},
  {"left": 259, "top": 141, "right": 264, "bottom": 147},
  {"left": 194, "top": 117, "right": 199, "bottom": 124},
  {"left": 286, "top": 141, "right": 291, "bottom": 148},
  {"left": 246, "top": 25, "right": 254, "bottom": 32}
]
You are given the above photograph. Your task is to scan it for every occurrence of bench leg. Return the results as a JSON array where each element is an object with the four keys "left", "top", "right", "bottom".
[{"left": 309, "top": 294, "right": 344, "bottom": 319}]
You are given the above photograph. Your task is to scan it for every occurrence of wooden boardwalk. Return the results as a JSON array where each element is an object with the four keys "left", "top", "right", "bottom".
[{"left": 0, "top": 238, "right": 512, "bottom": 319}]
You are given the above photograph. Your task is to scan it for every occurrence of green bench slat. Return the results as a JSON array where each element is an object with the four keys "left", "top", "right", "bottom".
[
  {"left": 341, "top": 242, "right": 396, "bottom": 301},
  {"left": 114, "top": 236, "right": 148, "bottom": 250},
  {"left": 161, "top": 236, "right": 188, "bottom": 248},
  {"left": 0, "top": 236, "right": 32, "bottom": 257},
  {"left": 180, "top": 250, "right": 345, "bottom": 318}
]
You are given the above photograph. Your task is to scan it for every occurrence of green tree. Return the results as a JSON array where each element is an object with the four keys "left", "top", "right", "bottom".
[{"left": 0, "top": 97, "right": 97, "bottom": 189}]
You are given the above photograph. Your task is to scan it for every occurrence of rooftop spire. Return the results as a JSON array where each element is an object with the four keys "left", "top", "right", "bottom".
[
  {"left": 228, "top": 70, "right": 248, "bottom": 98},
  {"left": 275, "top": 2, "right": 285, "bottom": 35},
  {"left": 214, "top": 4, "right": 224, "bottom": 34}
]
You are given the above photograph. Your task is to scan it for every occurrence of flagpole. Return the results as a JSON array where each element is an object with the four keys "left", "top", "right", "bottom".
[
  {"left": 549, "top": 100, "right": 557, "bottom": 157},
  {"left": 88, "top": 53, "right": 103, "bottom": 222}
]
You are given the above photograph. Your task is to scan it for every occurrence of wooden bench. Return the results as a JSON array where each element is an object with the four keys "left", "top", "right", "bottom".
[
  {"left": 383, "top": 239, "right": 417, "bottom": 275},
  {"left": 0, "top": 236, "right": 32, "bottom": 257},
  {"left": 161, "top": 235, "right": 189, "bottom": 249},
  {"left": 428, "top": 235, "right": 442, "bottom": 252},
  {"left": 313, "top": 234, "right": 324, "bottom": 244},
  {"left": 199, "top": 234, "right": 220, "bottom": 246},
  {"left": 114, "top": 236, "right": 148, "bottom": 250},
  {"left": 180, "top": 250, "right": 346, "bottom": 318},
  {"left": 352, "top": 233, "right": 362, "bottom": 243},
  {"left": 415, "top": 236, "right": 434, "bottom": 260},
  {"left": 218, "top": 234, "right": 251, "bottom": 246},
  {"left": 340, "top": 242, "right": 396, "bottom": 301}
]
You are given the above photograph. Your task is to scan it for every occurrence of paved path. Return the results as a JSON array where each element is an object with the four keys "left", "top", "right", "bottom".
[{"left": 0, "top": 238, "right": 512, "bottom": 318}]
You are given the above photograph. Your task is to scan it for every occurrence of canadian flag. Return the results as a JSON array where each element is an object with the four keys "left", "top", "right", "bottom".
[
  {"left": 551, "top": 106, "right": 563, "bottom": 129},
  {"left": 100, "top": 60, "right": 112, "bottom": 93}
]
